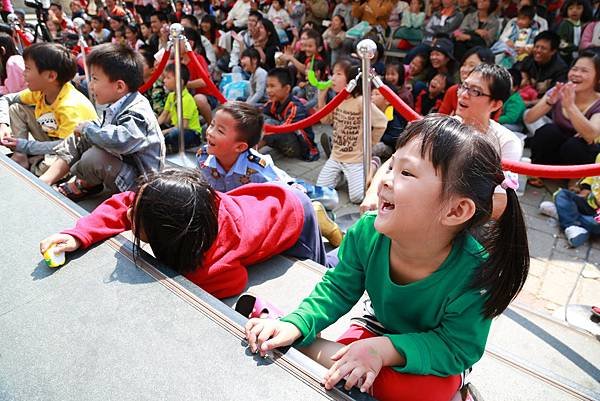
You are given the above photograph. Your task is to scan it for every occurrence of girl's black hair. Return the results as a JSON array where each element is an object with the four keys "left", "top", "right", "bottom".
[
  {"left": 132, "top": 169, "right": 219, "bottom": 275},
  {"left": 460, "top": 45, "right": 494, "bottom": 66},
  {"left": 333, "top": 57, "right": 361, "bottom": 96},
  {"left": 0, "top": 33, "right": 19, "bottom": 83},
  {"left": 200, "top": 14, "right": 220, "bottom": 44},
  {"left": 396, "top": 116, "right": 529, "bottom": 318},
  {"left": 257, "top": 18, "right": 280, "bottom": 48}
]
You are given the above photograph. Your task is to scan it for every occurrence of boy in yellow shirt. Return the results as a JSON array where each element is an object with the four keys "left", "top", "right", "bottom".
[
  {"left": 0, "top": 43, "right": 97, "bottom": 174},
  {"left": 158, "top": 64, "right": 203, "bottom": 153}
]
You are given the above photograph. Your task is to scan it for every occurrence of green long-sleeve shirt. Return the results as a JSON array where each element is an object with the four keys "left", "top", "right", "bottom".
[
  {"left": 281, "top": 213, "right": 492, "bottom": 376},
  {"left": 499, "top": 91, "right": 526, "bottom": 125}
]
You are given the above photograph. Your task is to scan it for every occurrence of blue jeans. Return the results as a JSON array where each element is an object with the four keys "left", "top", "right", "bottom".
[
  {"left": 164, "top": 128, "right": 202, "bottom": 153},
  {"left": 555, "top": 189, "right": 600, "bottom": 234}
]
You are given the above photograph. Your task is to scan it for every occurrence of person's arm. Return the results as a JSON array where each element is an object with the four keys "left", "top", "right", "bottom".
[
  {"left": 0, "top": 91, "right": 25, "bottom": 138},
  {"left": 523, "top": 83, "right": 563, "bottom": 124},
  {"left": 14, "top": 138, "right": 62, "bottom": 155},
  {"left": 562, "top": 84, "right": 600, "bottom": 143},
  {"left": 80, "top": 109, "right": 151, "bottom": 155},
  {"left": 247, "top": 69, "right": 267, "bottom": 105},
  {"left": 579, "top": 22, "right": 595, "bottom": 50},
  {"left": 383, "top": 288, "right": 491, "bottom": 376},
  {"left": 157, "top": 108, "right": 170, "bottom": 126},
  {"left": 60, "top": 191, "right": 135, "bottom": 248},
  {"left": 317, "top": 89, "right": 334, "bottom": 125}
]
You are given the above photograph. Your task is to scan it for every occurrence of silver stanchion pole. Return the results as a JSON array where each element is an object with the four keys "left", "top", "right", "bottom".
[
  {"left": 356, "top": 39, "right": 377, "bottom": 196},
  {"left": 169, "top": 23, "right": 196, "bottom": 168},
  {"left": 73, "top": 18, "right": 93, "bottom": 104}
]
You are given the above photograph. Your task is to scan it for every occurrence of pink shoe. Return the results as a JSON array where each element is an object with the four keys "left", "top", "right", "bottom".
[{"left": 235, "top": 293, "right": 284, "bottom": 319}]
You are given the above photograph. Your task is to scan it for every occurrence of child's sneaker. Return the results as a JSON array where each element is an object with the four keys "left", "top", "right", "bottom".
[
  {"left": 565, "top": 226, "right": 589, "bottom": 248},
  {"left": 539, "top": 201, "right": 558, "bottom": 219}
]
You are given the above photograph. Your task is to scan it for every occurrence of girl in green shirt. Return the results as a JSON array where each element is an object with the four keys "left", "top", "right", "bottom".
[{"left": 245, "top": 116, "right": 530, "bottom": 401}]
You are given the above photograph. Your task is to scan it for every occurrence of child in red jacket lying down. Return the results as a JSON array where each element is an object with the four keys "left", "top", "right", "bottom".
[{"left": 39, "top": 168, "right": 328, "bottom": 299}]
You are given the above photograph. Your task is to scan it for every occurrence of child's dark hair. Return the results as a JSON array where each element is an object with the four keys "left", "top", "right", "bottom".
[
  {"left": 86, "top": 43, "right": 144, "bottom": 92},
  {"left": 132, "top": 169, "right": 219, "bottom": 275},
  {"left": 312, "top": 58, "right": 328, "bottom": 77},
  {"left": 460, "top": 46, "right": 494, "bottom": 65},
  {"left": 268, "top": 67, "right": 295, "bottom": 89},
  {"left": 508, "top": 68, "right": 522, "bottom": 88},
  {"left": 182, "top": 14, "right": 199, "bottom": 28},
  {"left": 396, "top": 116, "right": 529, "bottom": 318},
  {"left": 517, "top": 5, "right": 535, "bottom": 20},
  {"left": 0, "top": 33, "right": 19, "bottom": 83},
  {"left": 22, "top": 43, "right": 77, "bottom": 86},
  {"left": 434, "top": 72, "right": 454, "bottom": 89},
  {"left": 385, "top": 61, "right": 405, "bottom": 86},
  {"left": 241, "top": 47, "right": 261, "bottom": 63},
  {"left": 334, "top": 57, "right": 361, "bottom": 96},
  {"left": 215, "top": 101, "right": 264, "bottom": 148},
  {"left": 165, "top": 63, "right": 190, "bottom": 86},
  {"left": 468, "top": 64, "right": 512, "bottom": 103},
  {"left": 560, "top": 0, "right": 593, "bottom": 21}
]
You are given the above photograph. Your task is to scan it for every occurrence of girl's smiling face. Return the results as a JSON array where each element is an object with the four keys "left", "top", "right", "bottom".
[
  {"left": 375, "top": 139, "right": 443, "bottom": 240},
  {"left": 385, "top": 66, "right": 400, "bottom": 86}
]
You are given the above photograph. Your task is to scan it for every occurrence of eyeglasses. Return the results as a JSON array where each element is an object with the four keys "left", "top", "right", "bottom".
[{"left": 458, "top": 83, "right": 492, "bottom": 98}]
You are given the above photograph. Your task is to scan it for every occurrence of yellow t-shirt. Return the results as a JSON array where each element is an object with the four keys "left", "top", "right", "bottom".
[
  {"left": 164, "top": 88, "right": 202, "bottom": 134},
  {"left": 18, "top": 82, "right": 98, "bottom": 139}
]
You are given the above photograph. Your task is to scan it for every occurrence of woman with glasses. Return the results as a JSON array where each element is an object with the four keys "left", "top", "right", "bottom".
[{"left": 524, "top": 50, "right": 600, "bottom": 178}]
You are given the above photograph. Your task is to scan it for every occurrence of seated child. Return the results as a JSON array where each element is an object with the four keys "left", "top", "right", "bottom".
[
  {"left": 198, "top": 101, "right": 343, "bottom": 246},
  {"left": 158, "top": 63, "right": 203, "bottom": 153},
  {"left": 39, "top": 168, "right": 329, "bottom": 299},
  {"left": 280, "top": 29, "right": 324, "bottom": 80},
  {"left": 0, "top": 43, "right": 97, "bottom": 174},
  {"left": 260, "top": 68, "right": 320, "bottom": 161},
  {"left": 317, "top": 58, "right": 388, "bottom": 204},
  {"left": 241, "top": 48, "right": 268, "bottom": 106},
  {"left": 518, "top": 70, "right": 538, "bottom": 103},
  {"left": 491, "top": 6, "right": 538, "bottom": 68},
  {"left": 370, "top": 84, "right": 407, "bottom": 174},
  {"left": 384, "top": 61, "right": 414, "bottom": 109},
  {"left": 539, "top": 159, "right": 600, "bottom": 248},
  {"left": 394, "top": 0, "right": 425, "bottom": 48},
  {"left": 414, "top": 72, "right": 450, "bottom": 115},
  {"left": 557, "top": 0, "right": 588, "bottom": 65},
  {"left": 37, "top": 43, "right": 165, "bottom": 199},
  {"left": 245, "top": 116, "right": 530, "bottom": 401},
  {"left": 499, "top": 68, "right": 527, "bottom": 127}
]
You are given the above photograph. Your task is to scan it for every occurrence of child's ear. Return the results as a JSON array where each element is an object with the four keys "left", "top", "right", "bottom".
[
  {"left": 234, "top": 141, "right": 249, "bottom": 153},
  {"left": 116, "top": 79, "right": 128, "bottom": 93},
  {"left": 441, "top": 196, "right": 476, "bottom": 227}
]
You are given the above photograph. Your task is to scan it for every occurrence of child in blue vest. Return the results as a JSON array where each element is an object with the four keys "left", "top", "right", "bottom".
[{"left": 245, "top": 116, "right": 530, "bottom": 401}]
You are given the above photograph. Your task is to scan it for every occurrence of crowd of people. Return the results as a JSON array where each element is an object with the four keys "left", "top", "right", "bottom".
[{"left": 0, "top": 0, "right": 597, "bottom": 399}]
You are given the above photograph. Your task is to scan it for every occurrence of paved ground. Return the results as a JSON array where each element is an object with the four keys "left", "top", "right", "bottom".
[{"left": 269, "top": 125, "right": 600, "bottom": 334}]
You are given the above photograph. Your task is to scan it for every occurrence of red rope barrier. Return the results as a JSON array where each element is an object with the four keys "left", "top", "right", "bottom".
[
  {"left": 263, "top": 89, "right": 351, "bottom": 134},
  {"left": 16, "top": 30, "right": 31, "bottom": 47},
  {"left": 502, "top": 160, "right": 600, "bottom": 179},
  {"left": 185, "top": 49, "right": 227, "bottom": 104},
  {"left": 377, "top": 83, "right": 423, "bottom": 122},
  {"left": 139, "top": 49, "right": 171, "bottom": 94}
]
